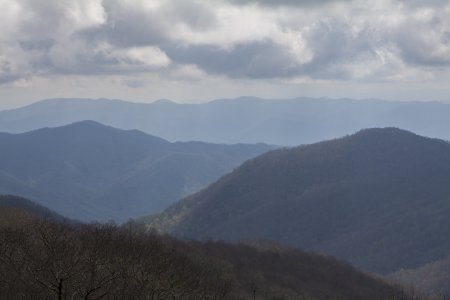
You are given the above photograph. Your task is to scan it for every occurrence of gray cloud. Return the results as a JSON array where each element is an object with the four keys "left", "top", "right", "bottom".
[
  {"left": 299, "top": 21, "right": 358, "bottom": 79},
  {"left": 163, "top": 41, "right": 300, "bottom": 78},
  {"left": 19, "top": 39, "right": 55, "bottom": 52},
  {"left": 79, "top": 1, "right": 168, "bottom": 48},
  {"left": 79, "top": 0, "right": 217, "bottom": 48},
  {"left": 225, "top": 0, "right": 351, "bottom": 7},
  {"left": 229, "top": 0, "right": 450, "bottom": 8},
  {"left": 0, "top": 0, "right": 449, "bottom": 87},
  {"left": 399, "top": 0, "right": 450, "bottom": 8},
  {"left": 394, "top": 24, "right": 450, "bottom": 67},
  {"left": 0, "top": 64, "right": 22, "bottom": 85}
]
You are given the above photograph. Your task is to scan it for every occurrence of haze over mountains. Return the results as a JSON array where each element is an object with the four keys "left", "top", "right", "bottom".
[
  {"left": 2, "top": 97, "right": 450, "bottom": 297},
  {"left": 2, "top": 105, "right": 450, "bottom": 297},
  {"left": 0, "top": 121, "right": 273, "bottom": 222},
  {"left": 1, "top": 97, "right": 450, "bottom": 145},
  {"left": 148, "top": 128, "right": 450, "bottom": 274},
  {"left": 3, "top": 0, "right": 450, "bottom": 297}
]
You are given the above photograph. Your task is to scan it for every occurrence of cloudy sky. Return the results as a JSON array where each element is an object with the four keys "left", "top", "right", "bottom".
[{"left": 0, "top": 0, "right": 449, "bottom": 108}]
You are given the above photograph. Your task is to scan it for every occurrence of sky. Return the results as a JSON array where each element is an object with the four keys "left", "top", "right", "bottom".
[{"left": 0, "top": 0, "right": 449, "bottom": 109}]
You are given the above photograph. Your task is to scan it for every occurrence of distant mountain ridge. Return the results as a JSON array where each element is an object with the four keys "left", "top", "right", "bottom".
[
  {"left": 147, "top": 128, "right": 450, "bottom": 274},
  {"left": 1, "top": 97, "right": 450, "bottom": 145},
  {"left": 0, "top": 121, "right": 273, "bottom": 222}
]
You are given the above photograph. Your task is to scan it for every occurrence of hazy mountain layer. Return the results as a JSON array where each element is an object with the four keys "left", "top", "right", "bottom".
[
  {"left": 0, "top": 121, "right": 273, "bottom": 222},
  {"left": 1, "top": 97, "right": 450, "bottom": 145},
  {"left": 148, "top": 128, "right": 450, "bottom": 274}
]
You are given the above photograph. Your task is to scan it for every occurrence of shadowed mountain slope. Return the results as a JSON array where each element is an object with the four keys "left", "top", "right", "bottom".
[
  {"left": 0, "top": 194, "right": 71, "bottom": 223},
  {"left": 148, "top": 128, "right": 450, "bottom": 274}
]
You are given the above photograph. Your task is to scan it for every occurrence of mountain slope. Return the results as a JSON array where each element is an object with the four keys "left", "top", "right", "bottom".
[
  {"left": 0, "top": 206, "right": 413, "bottom": 300},
  {"left": 0, "top": 194, "right": 71, "bottom": 223},
  {"left": 148, "top": 128, "right": 450, "bottom": 274},
  {"left": 1, "top": 97, "right": 450, "bottom": 145},
  {"left": 0, "top": 121, "right": 273, "bottom": 222},
  {"left": 390, "top": 254, "right": 450, "bottom": 297}
]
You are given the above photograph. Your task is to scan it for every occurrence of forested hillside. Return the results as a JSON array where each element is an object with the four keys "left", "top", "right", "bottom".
[
  {"left": 0, "top": 203, "right": 414, "bottom": 300},
  {"left": 0, "top": 121, "right": 273, "bottom": 221},
  {"left": 0, "top": 195, "right": 71, "bottom": 223},
  {"left": 391, "top": 255, "right": 450, "bottom": 297},
  {"left": 148, "top": 128, "right": 450, "bottom": 274}
]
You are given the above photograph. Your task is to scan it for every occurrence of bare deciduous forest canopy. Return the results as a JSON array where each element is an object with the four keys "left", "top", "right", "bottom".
[{"left": 0, "top": 201, "right": 414, "bottom": 300}]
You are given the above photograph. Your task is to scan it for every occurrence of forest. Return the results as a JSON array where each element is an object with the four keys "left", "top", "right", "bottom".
[{"left": 0, "top": 203, "right": 418, "bottom": 300}]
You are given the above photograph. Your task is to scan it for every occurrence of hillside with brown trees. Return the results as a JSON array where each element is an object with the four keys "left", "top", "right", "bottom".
[{"left": 0, "top": 196, "right": 413, "bottom": 300}]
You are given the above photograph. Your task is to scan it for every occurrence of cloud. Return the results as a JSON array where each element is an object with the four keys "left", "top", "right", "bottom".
[
  {"left": 0, "top": 0, "right": 449, "bottom": 87},
  {"left": 225, "top": 0, "right": 352, "bottom": 7},
  {"left": 163, "top": 41, "right": 300, "bottom": 79},
  {"left": 393, "top": 11, "right": 450, "bottom": 67}
]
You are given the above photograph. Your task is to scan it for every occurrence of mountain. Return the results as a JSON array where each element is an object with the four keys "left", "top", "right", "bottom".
[
  {"left": 0, "top": 194, "right": 70, "bottom": 223},
  {"left": 0, "top": 206, "right": 413, "bottom": 300},
  {"left": 147, "top": 128, "right": 450, "bottom": 274},
  {"left": 0, "top": 121, "right": 273, "bottom": 222},
  {"left": 390, "top": 254, "right": 450, "bottom": 297},
  {"left": 1, "top": 97, "right": 450, "bottom": 145}
]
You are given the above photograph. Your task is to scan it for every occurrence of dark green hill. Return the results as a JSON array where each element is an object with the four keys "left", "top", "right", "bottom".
[
  {"left": 0, "top": 121, "right": 274, "bottom": 222},
  {"left": 0, "top": 206, "right": 412, "bottom": 300},
  {"left": 148, "top": 128, "right": 450, "bottom": 274}
]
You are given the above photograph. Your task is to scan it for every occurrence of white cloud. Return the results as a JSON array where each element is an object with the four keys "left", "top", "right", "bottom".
[
  {"left": 0, "top": 0, "right": 450, "bottom": 104},
  {"left": 111, "top": 46, "right": 171, "bottom": 68}
]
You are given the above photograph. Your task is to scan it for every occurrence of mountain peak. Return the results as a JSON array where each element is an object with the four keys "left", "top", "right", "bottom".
[
  {"left": 63, "top": 119, "right": 107, "bottom": 128},
  {"left": 0, "top": 122, "right": 273, "bottom": 222},
  {"left": 152, "top": 99, "right": 176, "bottom": 105},
  {"left": 148, "top": 129, "right": 450, "bottom": 274},
  {"left": 352, "top": 127, "right": 418, "bottom": 138}
]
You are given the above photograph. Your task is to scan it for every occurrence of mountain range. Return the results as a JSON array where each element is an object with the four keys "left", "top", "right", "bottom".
[
  {"left": 147, "top": 128, "right": 450, "bottom": 274},
  {"left": 0, "top": 121, "right": 273, "bottom": 222},
  {"left": 1, "top": 97, "right": 450, "bottom": 145}
]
